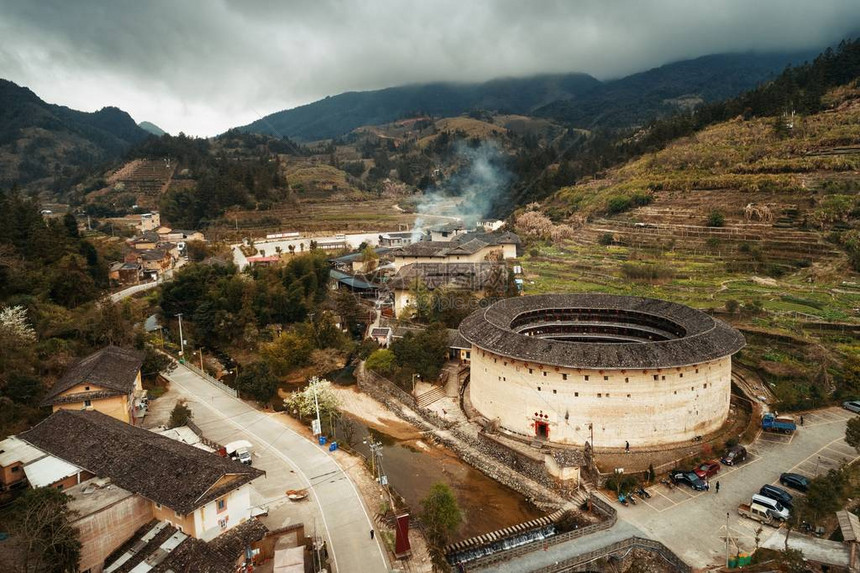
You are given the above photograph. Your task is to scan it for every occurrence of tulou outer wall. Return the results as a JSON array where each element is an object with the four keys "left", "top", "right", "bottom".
[{"left": 469, "top": 346, "right": 732, "bottom": 448}]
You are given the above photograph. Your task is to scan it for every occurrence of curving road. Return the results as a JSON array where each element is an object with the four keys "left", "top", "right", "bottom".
[{"left": 160, "top": 362, "right": 389, "bottom": 573}]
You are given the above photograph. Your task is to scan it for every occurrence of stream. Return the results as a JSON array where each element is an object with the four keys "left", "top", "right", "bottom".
[{"left": 347, "top": 418, "right": 543, "bottom": 542}]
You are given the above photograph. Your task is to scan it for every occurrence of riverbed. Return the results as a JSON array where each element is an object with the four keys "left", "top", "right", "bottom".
[{"left": 330, "top": 386, "right": 543, "bottom": 541}]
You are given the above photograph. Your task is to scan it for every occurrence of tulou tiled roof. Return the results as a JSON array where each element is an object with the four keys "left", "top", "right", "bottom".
[
  {"left": 20, "top": 410, "right": 263, "bottom": 514},
  {"left": 459, "top": 294, "right": 745, "bottom": 369},
  {"left": 43, "top": 346, "right": 144, "bottom": 405}
]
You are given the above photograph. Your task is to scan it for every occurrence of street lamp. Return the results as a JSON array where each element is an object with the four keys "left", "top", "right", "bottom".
[
  {"left": 411, "top": 373, "right": 421, "bottom": 395},
  {"left": 176, "top": 313, "right": 185, "bottom": 363}
]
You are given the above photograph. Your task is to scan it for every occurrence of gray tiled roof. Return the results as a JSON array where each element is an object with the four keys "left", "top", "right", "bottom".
[
  {"left": 43, "top": 346, "right": 144, "bottom": 405},
  {"left": 459, "top": 294, "right": 745, "bottom": 369},
  {"left": 20, "top": 410, "right": 263, "bottom": 514},
  {"left": 388, "top": 262, "right": 505, "bottom": 290}
]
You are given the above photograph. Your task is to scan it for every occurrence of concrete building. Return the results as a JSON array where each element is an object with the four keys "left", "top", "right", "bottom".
[
  {"left": 42, "top": 346, "right": 147, "bottom": 426},
  {"left": 459, "top": 294, "right": 745, "bottom": 449},
  {"left": 138, "top": 212, "right": 161, "bottom": 232},
  {"left": 19, "top": 409, "right": 265, "bottom": 571}
]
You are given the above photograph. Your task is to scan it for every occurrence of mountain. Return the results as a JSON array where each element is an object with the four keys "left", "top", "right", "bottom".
[
  {"left": 534, "top": 51, "right": 818, "bottom": 129},
  {"left": 238, "top": 73, "right": 601, "bottom": 141},
  {"left": 238, "top": 51, "right": 816, "bottom": 142},
  {"left": 0, "top": 79, "right": 150, "bottom": 189},
  {"left": 138, "top": 121, "right": 167, "bottom": 136}
]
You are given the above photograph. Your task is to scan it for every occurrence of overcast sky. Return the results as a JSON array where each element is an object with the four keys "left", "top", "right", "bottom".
[{"left": 1, "top": 0, "right": 858, "bottom": 137}]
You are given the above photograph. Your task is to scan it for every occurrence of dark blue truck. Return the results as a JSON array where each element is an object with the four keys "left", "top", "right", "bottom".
[{"left": 762, "top": 413, "right": 797, "bottom": 434}]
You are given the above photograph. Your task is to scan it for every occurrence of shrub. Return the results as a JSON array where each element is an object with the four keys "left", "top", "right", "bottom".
[
  {"left": 169, "top": 401, "right": 193, "bottom": 428},
  {"left": 621, "top": 262, "right": 675, "bottom": 281},
  {"left": 707, "top": 210, "right": 725, "bottom": 227},
  {"left": 598, "top": 232, "right": 614, "bottom": 246},
  {"left": 366, "top": 349, "right": 396, "bottom": 374}
]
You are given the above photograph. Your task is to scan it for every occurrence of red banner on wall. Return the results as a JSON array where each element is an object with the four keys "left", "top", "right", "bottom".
[{"left": 394, "top": 513, "right": 411, "bottom": 558}]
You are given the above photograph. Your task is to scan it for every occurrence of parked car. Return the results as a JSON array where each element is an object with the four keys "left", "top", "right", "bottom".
[
  {"left": 751, "top": 494, "right": 790, "bottom": 521},
  {"left": 669, "top": 470, "right": 709, "bottom": 491},
  {"left": 694, "top": 460, "right": 721, "bottom": 479},
  {"left": 780, "top": 472, "right": 810, "bottom": 492},
  {"left": 843, "top": 400, "right": 860, "bottom": 413},
  {"left": 721, "top": 445, "right": 747, "bottom": 466},
  {"left": 738, "top": 502, "right": 779, "bottom": 527},
  {"left": 759, "top": 484, "right": 794, "bottom": 509}
]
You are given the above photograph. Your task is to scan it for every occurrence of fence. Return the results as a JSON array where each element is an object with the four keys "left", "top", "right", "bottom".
[
  {"left": 463, "top": 495, "right": 617, "bottom": 571},
  {"left": 182, "top": 361, "right": 238, "bottom": 397},
  {"left": 530, "top": 536, "right": 691, "bottom": 573}
]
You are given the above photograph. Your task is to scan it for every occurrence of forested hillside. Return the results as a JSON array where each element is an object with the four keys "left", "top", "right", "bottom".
[
  {"left": 0, "top": 192, "right": 145, "bottom": 436},
  {"left": 0, "top": 80, "right": 150, "bottom": 191},
  {"left": 238, "top": 51, "right": 807, "bottom": 142}
]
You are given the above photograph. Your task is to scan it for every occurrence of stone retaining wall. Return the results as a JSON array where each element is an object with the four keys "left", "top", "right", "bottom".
[{"left": 357, "top": 364, "right": 567, "bottom": 509}]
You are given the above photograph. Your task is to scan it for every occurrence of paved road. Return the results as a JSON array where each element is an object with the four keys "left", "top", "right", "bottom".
[
  {"left": 108, "top": 278, "right": 163, "bottom": 302},
  {"left": 617, "top": 406, "right": 858, "bottom": 567},
  {"left": 161, "top": 363, "right": 389, "bottom": 573},
  {"left": 485, "top": 407, "right": 857, "bottom": 571}
]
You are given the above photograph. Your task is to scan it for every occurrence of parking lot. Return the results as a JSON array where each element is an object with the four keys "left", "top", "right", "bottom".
[{"left": 614, "top": 406, "right": 859, "bottom": 568}]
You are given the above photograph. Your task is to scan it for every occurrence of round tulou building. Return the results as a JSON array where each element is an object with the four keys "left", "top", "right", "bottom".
[{"left": 458, "top": 294, "right": 745, "bottom": 449}]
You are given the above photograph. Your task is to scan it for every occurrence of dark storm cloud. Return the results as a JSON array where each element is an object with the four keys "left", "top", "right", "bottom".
[{"left": 1, "top": 0, "right": 857, "bottom": 135}]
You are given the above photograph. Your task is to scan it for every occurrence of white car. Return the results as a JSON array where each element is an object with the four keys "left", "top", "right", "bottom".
[{"left": 843, "top": 400, "right": 860, "bottom": 413}]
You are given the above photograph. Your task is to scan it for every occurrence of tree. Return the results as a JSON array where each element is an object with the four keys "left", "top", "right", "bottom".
[
  {"left": 169, "top": 401, "right": 193, "bottom": 428},
  {"left": 284, "top": 377, "right": 340, "bottom": 421},
  {"left": 707, "top": 210, "right": 726, "bottom": 228},
  {"left": 420, "top": 482, "right": 462, "bottom": 571},
  {"left": 260, "top": 331, "right": 314, "bottom": 376},
  {"left": 11, "top": 487, "right": 81, "bottom": 573},
  {"left": 141, "top": 347, "right": 172, "bottom": 382},
  {"left": 365, "top": 349, "right": 396, "bottom": 375},
  {"left": 235, "top": 361, "right": 280, "bottom": 404},
  {"left": 846, "top": 417, "right": 860, "bottom": 452},
  {"left": 360, "top": 245, "right": 379, "bottom": 273}
]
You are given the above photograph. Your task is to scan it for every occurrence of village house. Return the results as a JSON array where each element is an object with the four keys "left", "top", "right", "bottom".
[
  {"left": 42, "top": 346, "right": 147, "bottom": 426},
  {"left": 378, "top": 231, "right": 416, "bottom": 247},
  {"left": 108, "top": 262, "right": 142, "bottom": 286},
  {"left": 18, "top": 409, "right": 266, "bottom": 572},
  {"left": 369, "top": 326, "right": 393, "bottom": 347},
  {"left": 330, "top": 247, "right": 392, "bottom": 274},
  {"left": 389, "top": 230, "right": 520, "bottom": 271},
  {"left": 138, "top": 211, "right": 161, "bottom": 232},
  {"left": 157, "top": 228, "right": 205, "bottom": 243},
  {"left": 246, "top": 254, "right": 282, "bottom": 267},
  {"left": 126, "top": 248, "right": 174, "bottom": 277},
  {"left": 387, "top": 261, "right": 510, "bottom": 317},
  {"left": 428, "top": 221, "right": 468, "bottom": 242},
  {"left": 127, "top": 231, "right": 160, "bottom": 251}
]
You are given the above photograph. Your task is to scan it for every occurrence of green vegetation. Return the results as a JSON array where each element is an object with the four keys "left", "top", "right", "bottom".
[
  {"left": 384, "top": 324, "right": 450, "bottom": 390},
  {"left": 846, "top": 417, "right": 860, "bottom": 452},
  {"left": 420, "top": 482, "right": 462, "bottom": 572},
  {"left": 168, "top": 401, "right": 193, "bottom": 428},
  {"left": 235, "top": 362, "right": 281, "bottom": 404},
  {"left": 0, "top": 192, "right": 145, "bottom": 436},
  {"left": 7, "top": 487, "right": 82, "bottom": 572},
  {"left": 706, "top": 210, "right": 725, "bottom": 227}
]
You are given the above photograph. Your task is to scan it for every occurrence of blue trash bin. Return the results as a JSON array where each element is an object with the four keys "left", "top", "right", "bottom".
[
  {"left": 318, "top": 436, "right": 327, "bottom": 446},
  {"left": 329, "top": 442, "right": 338, "bottom": 452}
]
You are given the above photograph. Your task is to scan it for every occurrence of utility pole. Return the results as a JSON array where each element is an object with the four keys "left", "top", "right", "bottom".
[
  {"left": 312, "top": 379, "right": 322, "bottom": 436},
  {"left": 176, "top": 313, "right": 185, "bottom": 363},
  {"left": 725, "top": 512, "right": 730, "bottom": 567},
  {"left": 199, "top": 347, "right": 204, "bottom": 373},
  {"left": 411, "top": 373, "right": 421, "bottom": 396}
]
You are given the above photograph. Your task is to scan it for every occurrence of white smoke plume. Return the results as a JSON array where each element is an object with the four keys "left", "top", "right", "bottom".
[{"left": 412, "top": 140, "right": 512, "bottom": 239}]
